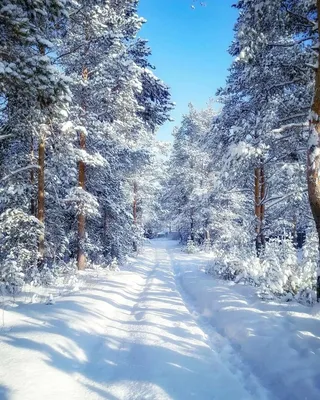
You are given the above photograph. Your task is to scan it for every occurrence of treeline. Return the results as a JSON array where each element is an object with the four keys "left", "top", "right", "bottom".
[
  {"left": 164, "top": 1, "right": 320, "bottom": 302},
  {"left": 0, "top": 1, "right": 172, "bottom": 291}
]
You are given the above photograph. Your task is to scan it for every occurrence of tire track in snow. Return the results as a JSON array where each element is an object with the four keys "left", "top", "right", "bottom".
[
  {"left": 119, "top": 239, "right": 269, "bottom": 400},
  {"left": 167, "top": 242, "right": 273, "bottom": 400}
]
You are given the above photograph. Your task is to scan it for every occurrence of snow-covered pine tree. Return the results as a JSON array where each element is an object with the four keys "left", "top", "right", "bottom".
[
  {"left": 54, "top": 0, "right": 173, "bottom": 267},
  {"left": 0, "top": 0, "right": 70, "bottom": 288},
  {"left": 233, "top": 0, "right": 318, "bottom": 298}
]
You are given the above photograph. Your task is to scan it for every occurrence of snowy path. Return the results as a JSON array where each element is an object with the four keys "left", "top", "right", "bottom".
[{"left": 0, "top": 240, "right": 270, "bottom": 400}]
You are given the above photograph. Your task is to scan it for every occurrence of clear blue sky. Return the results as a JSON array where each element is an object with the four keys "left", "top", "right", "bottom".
[{"left": 138, "top": 0, "right": 237, "bottom": 141}]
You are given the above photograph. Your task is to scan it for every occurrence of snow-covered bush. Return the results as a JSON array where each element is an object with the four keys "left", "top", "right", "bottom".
[
  {"left": 206, "top": 231, "right": 318, "bottom": 303},
  {"left": 108, "top": 258, "right": 119, "bottom": 271},
  {"left": 293, "top": 232, "right": 318, "bottom": 304},
  {"left": 260, "top": 238, "right": 299, "bottom": 296},
  {"left": 206, "top": 242, "right": 260, "bottom": 285},
  {"left": 0, "top": 209, "right": 43, "bottom": 292},
  {"left": 0, "top": 256, "right": 25, "bottom": 295},
  {"left": 185, "top": 238, "right": 198, "bottom": 254}
]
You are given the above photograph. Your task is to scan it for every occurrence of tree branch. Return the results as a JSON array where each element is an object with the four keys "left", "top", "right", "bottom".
[{"left": 1, "top": 165, "right": 40, "bottom": 182}]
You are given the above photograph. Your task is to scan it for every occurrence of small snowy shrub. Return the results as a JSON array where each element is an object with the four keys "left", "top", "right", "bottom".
[
  {"left": 0, "top": 209, "right": 43, "bottom": 292},
  {"left": 185, "top": 238, "right": 197, "bottom": 254},
  {"left": 205, "top": 245, "right": 239, "bottom": 280},
  {"left": 260, "top": 238, "right": 298, "bottom": 296},
  {"left": 207, "top": 246, "right": 258, "bottom": 287},
  {"left": 207, "top": 229, "right": 318, "bottom": 302},
  {"left": 39, "top": 265, "right": 56, "bottom": 286},
  {"left": 294, "top": 231, "right": 318, "bottom": 304},
  {"left": 108, "top": 258, "right": 119, "bottom": 271},
  {"left": 1, "top": 256, "right": 25, "bottom": 294},
  {"left": 235, "top": 253, "right": 265, "bottom": 287}
]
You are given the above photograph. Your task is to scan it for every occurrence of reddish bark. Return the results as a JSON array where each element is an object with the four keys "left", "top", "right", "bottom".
[
  {"left": 38, "top": 137, "right": 45, "bottom": 259},
  {"left": 77, "top": 66, "right": 88, "bottom": 271},
  {"left": 254, "top": 165, "right": 266, "bottom": 256},
  {"left": 77, "top": 129, "right": 86, "bottom": 271},
  {"left": 308, "top": 0, "right": 320, "bottom": 301},
  {"left": 30, "top": 137, "right": 36, "bottom": 216}
]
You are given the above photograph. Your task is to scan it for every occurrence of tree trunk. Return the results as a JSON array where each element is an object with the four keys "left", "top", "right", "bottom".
[
  {"left": 260, "top": 166, "right": 266, "bottom": 249},
  {"left": 77, "top": 65, "right": 88, "bottom": 271},
  {"left": 308, "top": 0, "right": 320, "bottom": 302},
  {"left": 38, "top": 136, "right": 45, "bottom": 261},
  {"left": 37, "top": 44, "right": 46, "bottom": 264},
  {"left": 133, "top": 181, "right": 137, "bottom": 225},
  {"left": 103, "top": 206, "right": 108, "bottom": 241},
  {"left": 292, "top": 215, "right": 297, "bottom": 247},
  {"left": 133, "top": 181, "right": 138, "bottom": 252},
  {"left": 255, "top": 165, "right": 266, "bottom": 256},
  {"left": 190, "top": 215, "right": 194, "bottom": 241},
  {"left": 30, "top": 136, "right": 36, "bottom": 216},
  {"left": 77, "top": 130, "right": 86, "bottom": 270},
  {"left": 254, "top": 167, "right": 262, "bottom": 256}
]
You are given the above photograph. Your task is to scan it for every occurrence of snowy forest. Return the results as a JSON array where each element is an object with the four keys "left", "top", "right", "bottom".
[
  {"left": 164, "top": 0, "right": 320, "bottom": 303},
  {"left": 2, "top": 0, "right": 320, "bottom": 302},
  {"left": 0, "top": 0, "right": 173, "bottom": 284},
  {"left": 2, "top": 1, "right": 320, "bottom": 399}
]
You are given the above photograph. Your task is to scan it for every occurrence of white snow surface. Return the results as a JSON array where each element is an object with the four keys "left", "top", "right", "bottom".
[{"left": 0, "top": 240, "right": 319, "bottom": 399}]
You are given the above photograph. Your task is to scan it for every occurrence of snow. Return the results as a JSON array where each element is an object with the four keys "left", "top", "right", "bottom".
[
  {"left": 1, "top": 240, "right": 320, "bottom": 399},
  {"left": 172, "top": 245, "right": 320, "bottom": 400}
]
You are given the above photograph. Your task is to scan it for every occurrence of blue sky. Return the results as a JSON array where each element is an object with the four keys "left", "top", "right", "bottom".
[{"left": 138, "top": 0, "right": 237, "bottom": 141}]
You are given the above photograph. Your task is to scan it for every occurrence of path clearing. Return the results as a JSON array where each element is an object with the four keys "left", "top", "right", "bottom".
[{"left": 0, "top": 240, "right": 270, "bottom": 400}]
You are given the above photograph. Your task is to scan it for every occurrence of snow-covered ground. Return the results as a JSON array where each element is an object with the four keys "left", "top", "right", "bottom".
[
  {"left": 0, "top": 240, "right": 319, "bottom": 400},
  {"left": 172, "top": 245, "right": 320, "bottom": 400}
]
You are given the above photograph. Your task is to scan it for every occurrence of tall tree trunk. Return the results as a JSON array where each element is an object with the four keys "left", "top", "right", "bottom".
[
  {"left": 133, "top": 181, "right": 138, "bottom": 252},
  {"left": 260, "top": 166, "right": 266, "bottom": 249},
  {"left": 77, "top": 66, "right": 88, "bottom": 271},
  {"left": 77, "top": 128, "right": 86, "bottom": 270},
  {"left": 38, "top": 136, "right": 45, "bottom": 261},
  {"left": 254, "top": 167, "right": 262, "bottom": 255},
  {"left": 308, "top": 0, "right": 320, "bottom": 302},
  {"left": 255, "top": 165, "right": 266, "bottom": 256},
  {"left": 103, "top": 206, "right": 108, "bottom": 241},
  {"left": 37, "top": 44, "right": 46, "bottom": 264},
  {"left": 190, "top": 214, "right": 194, "bottom": 241},
  {"left": 291, "top": 214, "right": 296, "bottom": 245},
  {"left": 30, "top": 136, "right": 36, "bottom": 216},
  {"left": 133, "top": 181, "right": 137, "bottom": 225}
]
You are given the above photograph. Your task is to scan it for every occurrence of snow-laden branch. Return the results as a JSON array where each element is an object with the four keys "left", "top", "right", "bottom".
[
  {"left": 1, "top": 165, "right": 40, "bottom": 182},
  {"left": 284, "top": 7, "right": 317, "bottom": 28},
  {"left": 272, "top": 122, "right": 309, "bottom": 134},
  {"left": 0, "top": 134, "right": 13, "bottom": 141},
  {"left": 54, "top": 43, "right": 85, "bottom": 63},
  {"left": 267, "top": 78, "right": 302, "bottom": 92},
  {"left": 279, "top": 113, "right": 308, "bottom": 124},
  {"left": 268, "top": 36, "right": 313, "bottom": 47},
  {"left": 264, "top": 193, "right": 295, "bottom": 208}
]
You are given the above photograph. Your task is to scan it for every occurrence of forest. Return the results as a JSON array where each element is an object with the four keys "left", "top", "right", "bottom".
[
  {"left": 0, "top": 0, "right": 173, "bottom": 285},
  {"left": 1, "top": 2, "right": 320, "bottom": 399},
  {"left": 1, "top": 0, "right": 320, "bottom": 303}
]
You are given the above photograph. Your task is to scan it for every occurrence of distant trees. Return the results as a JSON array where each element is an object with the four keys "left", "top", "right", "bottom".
[{"left": 164, "top": 104, "right": 218, "bottom": 243}]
